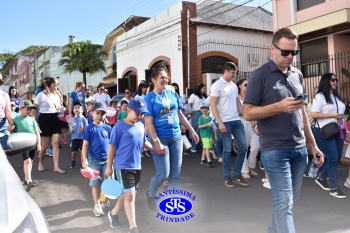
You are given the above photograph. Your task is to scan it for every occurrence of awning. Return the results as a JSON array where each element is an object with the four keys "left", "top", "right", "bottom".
[{"left": 289, "top": 9, "right": 350, "bottom": 36}]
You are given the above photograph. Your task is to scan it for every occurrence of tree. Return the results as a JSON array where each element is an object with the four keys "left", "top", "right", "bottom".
[{"left": 59, "top": 40, "right": 107, "bottom": 85}]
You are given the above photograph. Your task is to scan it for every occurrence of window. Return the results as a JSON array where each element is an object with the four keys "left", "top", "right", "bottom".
[
  {"left": 300, "top": 37, "right": 329, "bottom": 77},
  {"left": 112, "top": 45, "right": 116, "bottom": 65},
  {"left": 297, "top": 0, "right": 325, "bottom": 11}
]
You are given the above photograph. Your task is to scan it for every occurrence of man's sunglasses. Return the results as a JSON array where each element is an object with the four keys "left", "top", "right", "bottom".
[
  {"left": 86, "top": 92, "right": 91, "bottom": 94},
  {"left": 331, "top": 78, "right": 338, "bottom": 82},
  {"left": 125, "top": 91, "right": 130, "bottom": 94},
  {"left": 273, "top": 44, "right": 299, "bottom": 56}
]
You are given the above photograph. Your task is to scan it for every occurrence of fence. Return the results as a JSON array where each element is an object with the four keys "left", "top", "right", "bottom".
[{"left": 185, "top": 40, "right": 350, "bottom": 112}]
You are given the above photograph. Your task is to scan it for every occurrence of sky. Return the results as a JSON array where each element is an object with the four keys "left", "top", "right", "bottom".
[{"left": 0, "top": 0, "right": 272, "bottom": 54}]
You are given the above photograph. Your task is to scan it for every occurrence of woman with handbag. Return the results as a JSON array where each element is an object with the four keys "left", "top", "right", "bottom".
[
  {"left": 32, "top": 77, "right": 66, "bottom": 174},
  {"left": 312, "top": 73, "right": 350, "bottom": 198}
]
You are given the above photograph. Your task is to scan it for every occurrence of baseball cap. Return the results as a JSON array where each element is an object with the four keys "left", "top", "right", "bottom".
[
  {"left": 128, "top": 98, "right": 149, "bottom": 114},
  {"left": 19, "top": 100, "right": 37, "bottom": 109},
  {"left": 73, "top": 101, "right": 82, "bottom": 107},
  {"left": 200, "top": 102, "right": 209, "bottom": 108},
  {"left": 92, "top": 102, "right": 107, "bottom": 112}
]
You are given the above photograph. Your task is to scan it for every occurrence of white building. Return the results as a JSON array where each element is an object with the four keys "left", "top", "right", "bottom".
[
  {"left": 30, "top": 46, "right": 105, "bottom": 102},
  {"left": 116, "top": 0, "right": 273, "bottom": 96}
]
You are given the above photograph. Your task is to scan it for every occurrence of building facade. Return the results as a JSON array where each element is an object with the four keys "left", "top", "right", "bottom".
[{"left": 116, "top": 1, "right": 273, "bottom": 96}]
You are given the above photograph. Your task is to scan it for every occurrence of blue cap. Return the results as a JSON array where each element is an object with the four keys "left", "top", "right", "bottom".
[
  {"left": 92, "top": 102, "right": 107, "bottom": 112},
  {"left": 128, "top": 98, "right": 149, "bottom": 114},
  {"left": 200, "top": 102, "right": 209, "bottom": 108}
]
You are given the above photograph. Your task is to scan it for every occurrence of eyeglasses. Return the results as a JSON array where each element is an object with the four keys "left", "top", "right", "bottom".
[
  {"left": 273, "top": 44, "right": 300, "bottom": 56},
  {"left": 241, "top": 83, "right": 247, "bottom": 87},
  {"left": 86, "top": 92, "right": 91, "bottom": 94},
  {"left": 331, "top": 78, "right": 338, "bottom": 82},
  {"left": 125, "top": 92, "right": 130, "bottom": 94},
  {"left": 99, "top": 88, "right": 104, "bottom": 91}
]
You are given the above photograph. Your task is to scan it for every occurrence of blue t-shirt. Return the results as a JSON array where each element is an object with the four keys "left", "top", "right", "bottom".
[
  {"left": 70, "top": 115, "right": 88, "bottom": 140},
  {"left": 110, "top": 120, "right": 146, "bottom": 170},
  {"left": 83, "top": 123, "right": 111, "bottom": 161},
  {"left": 87, "top": 113, "right": 93, "bottom": 124},
  {"left": 144, "top": 89, "right": 182, "bottom": 138},
  {"left": 70, "top": 91, "right": 86, "bottom": 112}
]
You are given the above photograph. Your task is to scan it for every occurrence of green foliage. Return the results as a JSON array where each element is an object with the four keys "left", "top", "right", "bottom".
[
  {"left": 18, "top": 45, "right": 47, "bottom": 55},
  {"left": 59, "top": 40, "right": 107, "bottom": 85}
]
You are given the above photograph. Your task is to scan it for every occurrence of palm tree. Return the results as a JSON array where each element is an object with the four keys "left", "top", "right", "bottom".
[{"left": 59, "top": 40, "right": 107, "bottom": 85}]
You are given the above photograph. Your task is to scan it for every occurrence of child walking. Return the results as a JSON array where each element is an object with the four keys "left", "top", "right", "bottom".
[
  {"left": 117, "top": 100, "right": 128, "bottom": 122},
  {"left": 198, "top": 102, "right": 217, "bottom": 168},
  {"left": 82, "top": 102, "right": 112, "bottom": 216},
  {"left": 69, "top": 102, "right": 88, "bottom": 169},
  {"left": 14, "top": 100, "right": 41, "bottom": 189},
  {"left": 105, "top": 98, "right": 154, "bottom": 233}
]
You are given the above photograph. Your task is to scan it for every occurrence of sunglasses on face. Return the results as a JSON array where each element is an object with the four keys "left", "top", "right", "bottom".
[
  {"left": 331, "top": 78, "right": 338, "bottom": 83},
  {"left": 241, "top": 83, "right": 247, "bottom": 87},
  {"left": 86, "top": 92, "right": 91, "bottom": 95},
  {"left": 125, "top": 92, "right": 130, "bottom": 94},
  {"left": 273, "top": 44, "right": 300, "bottom": 56},
  {"left": 99, "top": 88, "right": 104, "bottom": 91}
]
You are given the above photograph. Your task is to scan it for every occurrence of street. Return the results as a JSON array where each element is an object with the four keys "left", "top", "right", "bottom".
[{"left": 8, "top": 142, "right": 350, "bottom": 233}]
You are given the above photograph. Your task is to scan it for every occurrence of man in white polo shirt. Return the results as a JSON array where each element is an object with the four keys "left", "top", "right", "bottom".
[{"left": 210, "top": 62, "right": 248, "bottom": 188}]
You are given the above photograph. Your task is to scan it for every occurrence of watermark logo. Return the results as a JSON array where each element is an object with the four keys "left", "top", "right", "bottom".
[
  {"left": 154, "top": 189, "right": 195, "bottom": 223},
  {"left": 159, "top": 197, "right": 192, "bottom": 215}
]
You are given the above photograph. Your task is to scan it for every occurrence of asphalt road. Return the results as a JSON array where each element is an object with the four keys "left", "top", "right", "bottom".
[{"left": 8, "top": 142, "right": 350, "bottom": 233}]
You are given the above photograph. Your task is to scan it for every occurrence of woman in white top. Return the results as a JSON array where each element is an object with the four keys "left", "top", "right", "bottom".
[
  {"left": 134, "top": 83, "right": 147, "bottom": 99},
  {"left": 32, "top": 77, "right": 65, "bottom": 174},
  {"left": 92, "top": 84, "right": 109, "bottom": 105},
  {"left": 312, "top": 73, "right": 350, "bottom": 198},
  {"left": 236, "top": 79, "right": 259, "bottom": 179},
  {"left": 188, "top": 84, "right": 207, "bottom": 152}
]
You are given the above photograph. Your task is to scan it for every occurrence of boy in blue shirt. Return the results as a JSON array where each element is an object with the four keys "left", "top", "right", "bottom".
[
  {"left": 82, "top": 102, "right": 112, "bottom": 217},
  {"left": 105, "top": 98, "right": 154, "bottom": 233},
  {"left": 69, "top": 102, "right": 88, "bottom": 169}
]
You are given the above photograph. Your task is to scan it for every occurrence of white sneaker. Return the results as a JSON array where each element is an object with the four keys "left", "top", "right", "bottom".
[
  {"left": 94, "top": 204, "right": 104, "bottom": 216},
  {"left": 262, "top": 179, "right": 271, "bottom": 189},
  {"left": 344, "top": 178, "right": 350, "bottom": 189}
]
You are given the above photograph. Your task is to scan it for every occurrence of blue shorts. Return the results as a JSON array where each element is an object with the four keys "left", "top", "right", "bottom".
[
  {"left": 114, "top": 169, "right": 141, "bottom": 193},
  {"left": 89, "top": 157, "right": 107, "bottom": 187}
]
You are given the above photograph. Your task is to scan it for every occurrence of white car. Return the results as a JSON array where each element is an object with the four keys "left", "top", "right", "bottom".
[{"left": 1, "top": 133, "right": 50, "bottom": 232}]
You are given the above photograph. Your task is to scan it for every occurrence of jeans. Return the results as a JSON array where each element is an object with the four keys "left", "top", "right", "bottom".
[
  {"left": 190, "top": 110, "right": 201, "bottom": 151},
  {"left": 148, "top": 134, "right": 183, "bottom": 196},
  {"left": 220, "top": 120, "right": 247, "bottom": 179},
  {"left": 88, "top": 157, "right": 107, "bottom": 187},
  {"left": 261, "top": 147, "right": 308, "bottom": 233},
  {"left": 0, "top": 119, "right": 9, "bottom": 150},
  {"left": 313, "top": 127, "right": 344, "bottom": 188},
  {"left": 214, "top": 126, "right": 222, "bottom": 159},
  {"left": 241, "top": 120, "right": 260, "bottom": 173}
]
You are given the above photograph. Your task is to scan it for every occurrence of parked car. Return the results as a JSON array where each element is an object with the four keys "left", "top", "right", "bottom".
[
  {"left": 1, "top": 133, "right": 50, "bottom": 232},
  {"left": 111, "top": 93, "right": 125, "bottom": 103}
]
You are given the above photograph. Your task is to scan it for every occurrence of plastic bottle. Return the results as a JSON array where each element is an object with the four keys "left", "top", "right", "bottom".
[{"left": 308, "top": 156, "right": 320, "bottom": 178}]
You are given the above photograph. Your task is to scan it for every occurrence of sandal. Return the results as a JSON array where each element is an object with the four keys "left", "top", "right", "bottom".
[
  {"left": 53, "top": 168, "right": 66, "bottom": 174},
  {"left": 249, "top": 169, "right": 258, "bottom": 177},
  {"left": 38, "top": 164, "right": 45, "bottom": 172},
  {"left": 242, "top": 173, "right": 251, "bottom": 179}
]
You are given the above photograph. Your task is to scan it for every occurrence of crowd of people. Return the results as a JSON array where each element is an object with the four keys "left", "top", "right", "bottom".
[{"left": 1, "top": 27, "right": 350, "bottom": 233}]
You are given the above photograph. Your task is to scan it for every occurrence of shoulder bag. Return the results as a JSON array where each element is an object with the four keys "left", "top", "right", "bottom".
[{"left": 316, "top": 97, "right": 340, "bottom": 140}]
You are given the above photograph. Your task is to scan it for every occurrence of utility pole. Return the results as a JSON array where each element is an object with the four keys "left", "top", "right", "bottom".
[{"left": 33, "top": 50, "right": 37, "bottom": 91}]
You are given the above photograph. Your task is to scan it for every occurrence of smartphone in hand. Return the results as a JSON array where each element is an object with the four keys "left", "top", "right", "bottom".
[{"left": 294, "top": 93, "right": 308, "bottom": 100}]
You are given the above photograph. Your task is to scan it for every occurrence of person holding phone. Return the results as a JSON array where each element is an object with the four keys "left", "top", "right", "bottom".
[
  {"left": 311, "top": 73, "right": 349, "bottom": 198},
  {"left": 244, "top": 27, "right": 323, "bottom": 233}
]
